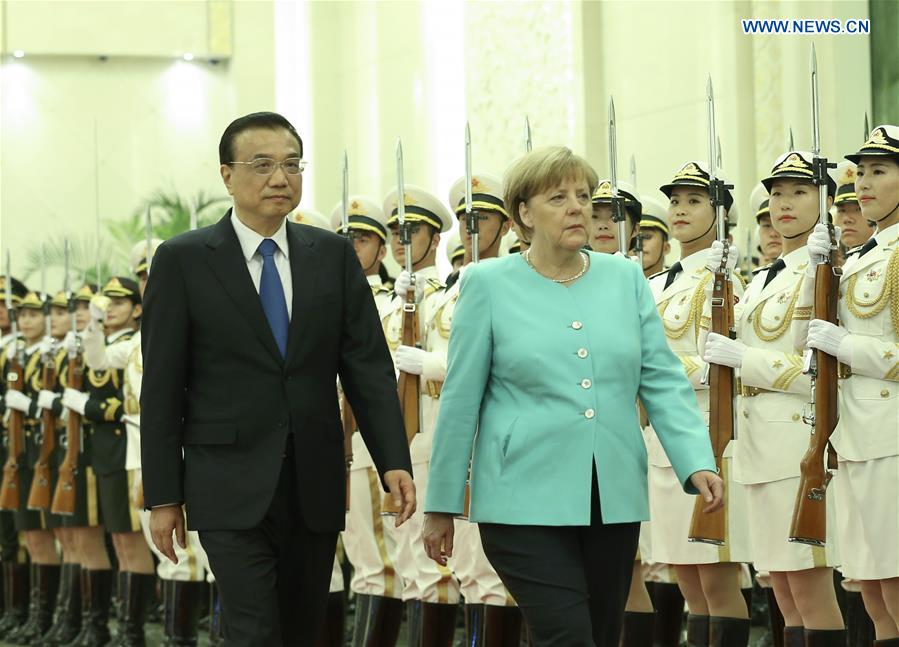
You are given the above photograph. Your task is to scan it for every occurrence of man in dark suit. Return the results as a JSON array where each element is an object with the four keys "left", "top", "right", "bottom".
[{"left": 140, "top": 112, "right": 415, "bottom": 646}]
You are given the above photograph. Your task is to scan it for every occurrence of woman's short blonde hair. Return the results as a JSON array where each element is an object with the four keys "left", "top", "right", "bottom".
[{"left": 504, "top": 146, "right": 599, "bottom": 240}]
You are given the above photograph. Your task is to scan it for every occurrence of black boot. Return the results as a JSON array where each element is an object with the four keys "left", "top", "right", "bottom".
[
  {"left": 804, "top": 629, "right": 847, "bottom": 646},
  {"left": 845, "top": 591, "right": 875, "bottom": 647},
  {"left": 61, "top": 568, "right": 112, "bottom": 647},
  {"left": 405, "top": 601, "right": 422, "bottom": 647},
  {"left": 6, "top": 562, "right": 40, "bottom": 644},
  {"left": 782, "top": 626, "right": 804, "bottom": 647},
  {"left": 650, "top": 582, "right": 685, "bottom": 647},
  {"left": 0, "top": 562, "right": 30, "bottom": 637},
  {"left": 208, "top": 582, "right": 224, "bottom": 647},
  {"left": 464, "top": 604, "right": 485, "bottom": 646},
  {"left": 350, "top": 594, "right": 402, "bottom": 646},
  {"left": 35, "top": 563, "right": 82, "bottom": 646},
  {"left": 765, "top": 588, "right": 785, "bottom": 647},
  {"left": 708, "top": 617, "right": 750, "bottom": 646},
  {"left": 419, "top": 603, "right": 457, "bottom": 647},
  {"left": 687, "top": 614, "right": 710, "bottom": 647},
  {"left": 619, "top": 611, "right": 654, "bottom": 647},
  {"left": 313, "top": 591, "right": 346, "bottom": 647},
  {"left": 8, "top": 563, "right": 61, "bottom": 644},
  {"left": 110, "top": 572, "right": 154, "bottom": 647},
  {"left": 162, "top": 580, "right": 203, "bottom": 647},
  {"left": 483, "top": 605, "right": 522, "bottom": 647}
]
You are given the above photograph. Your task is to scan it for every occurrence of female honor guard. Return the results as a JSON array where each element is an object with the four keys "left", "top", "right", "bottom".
[
  {"left": 802, "top": 125, "right": 899, "bottom": 645},
  {"left": 1, "top": 290, "right": 62, "bottom": 643},
  {"left": 61, "top": 277, "right": 155, "bottom": 646},
  {"left": 705, "top": 151, "right": 845, "bottom": 645},
  {"left": 832, "top": 161, "right": 875, "bottom": 258},
  {"left": 646, "top": 161, "right": 751, "bottom": 646},
  {"left": 588, "top": 179, "right": 641, "bottom": 255},
  {"left": 751, "top": 183, "right": 785, "bottom": 268}
]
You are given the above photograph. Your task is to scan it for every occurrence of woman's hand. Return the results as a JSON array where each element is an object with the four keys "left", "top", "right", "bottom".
[
  {"left": 422, "top": 512, "right": 455, "bottom": 566},
  {"left": 690, "top": 470, "right": 724, "bottom": 513}
]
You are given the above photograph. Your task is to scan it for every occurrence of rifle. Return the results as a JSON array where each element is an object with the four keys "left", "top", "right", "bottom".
[
  {"left": 0, "top": 251, "right": 25, "bottom": 511},
  {"left": 689, "top": 76, "right": 735, "bottom": 545},
  {"left": 52, "top": 243, "right": 82, "bottom": 516},
  {"left": 383, "top": 139, "right": 421, "bottom": 517},
  {"left": 339, "top": 150, "right": 354, "bottom": 512},
  {"left": 28, "top": 245, "right": 57, "bottom": 510},
  {"left": 609, "top": 97, "right": 628, "bottom": 255},
  {"left": 790, "top": 45, "right": 839, "bottom": 547}
]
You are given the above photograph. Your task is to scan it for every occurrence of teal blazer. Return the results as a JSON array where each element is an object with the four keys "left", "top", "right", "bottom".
[{"left": 424, "top": 252, "right": 716, "bottom": 525}]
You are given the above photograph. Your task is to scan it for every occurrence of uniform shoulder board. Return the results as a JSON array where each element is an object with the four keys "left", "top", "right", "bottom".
[
  {"left": 752, "top": 263, "right": 772, "bottom": 275},
  {"left": 647, "top": 268, "right": 668, "bottom": 281},
  {"left": 845, "top": 245, "right": 863, "bottom": 258},
  {"left": 375, "top": 284, "right": 392, "bottom": 294},
  {"left": 426, "top": 278, "right": 445, "bottom": 291}
]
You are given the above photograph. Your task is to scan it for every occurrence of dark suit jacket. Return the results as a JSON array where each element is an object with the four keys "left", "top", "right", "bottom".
[{"left": 140, "top": 211, "right": 412, "bottom": 532}]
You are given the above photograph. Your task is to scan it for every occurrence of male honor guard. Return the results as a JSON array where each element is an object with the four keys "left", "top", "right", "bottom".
[
  {"left": 639, "top": 196, "right": 672, "bottom": 278},
  {"left": 446, "top": 232, "right": 465, "bottom": 273},
  {"left": 0, "top": 276, "right": 29, "bottom": 638},
  {"left": 375, "top": 185, "right": 451, "bottom": 645},
  {"left": 832, "top": 160, "right": 875, "bottom": 260},
  {"left": 750, "top": 183, "right": 784, "bottom": 269}
]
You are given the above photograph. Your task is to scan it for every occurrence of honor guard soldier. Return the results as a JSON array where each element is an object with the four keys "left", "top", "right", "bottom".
[
  {"left": 832, "top": 160, "right": 875, "bottom": 260},
  {"left": 62, "top": 276, "right": 155, "bottom": 646},
  {"left": 329, "top": 194, "right": 407, "bottom": 646},
  {"left": 446, "top": 232, "right": 465, "bottom": 273},
  {"left": 1, "top": 290, "right": 63, "bottom": 644},
  {"left": 639, "top": 196, "right": 672, "bottom": 278},
  {"left": 750, "top": 183, "right": 785, "bottom": 269},
  {"left": 366, "top": 185, "right": 450, "bottom": 646},
  {"left": 800, "top": 125, "right": 899, "bottom": 645},
  {"left": 0, "top": 276, "right": 29, "bottom": 638},
  {"left": 588, "top": 179, "right": 642, "bottom": 255},
  {"left": 329, "top": 197, "right": 395, "bottom": 317},
  {"left": 646, "top": 161, "right": 751, "bottom": 645},
  {"left": 706, "top": 151, "right": 845, "bottom": 645}
]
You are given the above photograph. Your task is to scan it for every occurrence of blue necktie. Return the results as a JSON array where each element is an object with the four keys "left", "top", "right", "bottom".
[{"left": 257, "top": 239, "right": 289, "bottom": 357}]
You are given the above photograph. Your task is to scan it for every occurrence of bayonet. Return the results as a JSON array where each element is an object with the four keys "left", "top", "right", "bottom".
[
  {"left": 525, "top": 116, "right": 533, "bottom": 153},
  {"left": 341, "top": 150, "right": 350, "bottom": 237},
  {"left": 864, "top": 112, "right": 870, "bottom": 141},
  {"left": 189, "top": 198, "right": 198, "bottom": 232},
  {"left": 789, "top": 126, "right": 795, "bottom": 151},
  {"left": 465, "top": 122, "right": 480, "bottom": 264},
  {"left": 145, "top": 205, "right": 153, "bottom": 276},
  {"left": 629, "top": 154, "right": 637, "bottom": 190},
  {"left": 94, "top": 120, "right": 101, "bottom": 289},
  {"left": 608, "top": 96, "right": 627, "bottom": 254}
]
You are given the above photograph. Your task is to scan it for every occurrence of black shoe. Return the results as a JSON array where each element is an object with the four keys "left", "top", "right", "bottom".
[
  {"left": 708, "top": 617, "right": 750, "bottom": 647},
  {"left": 61, "top": 569, "right": 112, "bottom": 647},
  {"left": 162, "top": 580, "right": 203, "bottom": 647}
]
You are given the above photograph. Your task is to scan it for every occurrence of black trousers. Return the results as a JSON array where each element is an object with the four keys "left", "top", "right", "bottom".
[
  {"left": 200, "top": 436, "right": 338, "bottom": 647},
  {"left": 479, "top": 470, "right": 640, "bottom": 647}
]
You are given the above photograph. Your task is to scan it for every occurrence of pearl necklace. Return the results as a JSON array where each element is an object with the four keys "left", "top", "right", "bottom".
[{"left": 524, "top": 249, "right": 589, "bottom": 284}]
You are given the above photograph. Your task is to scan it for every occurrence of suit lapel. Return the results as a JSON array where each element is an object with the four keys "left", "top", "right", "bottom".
[
  {"left": 284, "top": 222, "right": 319, "bottom": 366},
  {"left": 205, "top": 212, "right": 284, "bottom": 366}
]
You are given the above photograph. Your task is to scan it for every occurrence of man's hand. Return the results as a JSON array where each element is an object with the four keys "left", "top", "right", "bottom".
[
  {"left": 690, "top": 471, "right": 724, "bottom": 514},
  {"left": 149, "top": 504, "right": 187, "bottom": 564},
  {"left": 384, "top": 470, "right": 416, "bottom": 527},
  {"left": 422, "top": 512, "right": 455, "bottom": 566}
]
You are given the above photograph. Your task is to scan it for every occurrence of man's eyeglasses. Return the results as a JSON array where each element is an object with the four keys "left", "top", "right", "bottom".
[{"left": 229, "top": 158, "right": 307, "bottom": 176}]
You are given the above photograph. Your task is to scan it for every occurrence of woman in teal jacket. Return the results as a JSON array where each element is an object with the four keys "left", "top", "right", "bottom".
[{"left": 422, "top": 146, "right": 722, "bottom": 646}]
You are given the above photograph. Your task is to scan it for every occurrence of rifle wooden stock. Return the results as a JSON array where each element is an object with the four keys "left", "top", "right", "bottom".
[
  {"left": 789, "top": 262, "right": 839, "bottom": 546},
  {"left": 688, "top": 270, "right": 734, "bottom": 545},
  {"left": 341, "top": 392, "right": 355, "bottom": 512},
  {"left": 27, "top": 360, "right": 58, "bottom": 510},
  {"left": 51, "top": 353, "right": 83, "bottom": 516},
  {"left": 383, "top": 289, "right": 421, "bottom": 516},
  {"left": 0, "top": 356, "right": 26, "bottom": 511}
]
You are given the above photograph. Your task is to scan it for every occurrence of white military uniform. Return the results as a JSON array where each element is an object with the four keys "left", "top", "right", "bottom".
[
  {"left": 795, "top": 221, "right": 899, "bottom": 580},
  {"left": 734, "top": 247, "right": 838, "bottom": 571},
  {"left": 646, "top": 248, "right": 751, "bottom": 564}
]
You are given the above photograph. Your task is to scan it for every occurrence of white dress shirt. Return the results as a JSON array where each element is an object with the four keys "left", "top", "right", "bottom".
[{"left": 230, "top": 209, "right": 293, "bottom": 320}]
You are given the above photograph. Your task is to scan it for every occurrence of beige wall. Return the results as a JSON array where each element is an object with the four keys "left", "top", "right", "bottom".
[{"left": 1, "top": 0, "right": 873, "bottom": 281}]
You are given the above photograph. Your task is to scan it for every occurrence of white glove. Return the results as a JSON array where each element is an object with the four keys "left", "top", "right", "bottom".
[
  {"left": 63, "top": 331, "right": 81, "bottom": 355},
  {"left": 37, "top": 390, "right": 59, "bottom": 411},
  {"left": 61, "top": 388, "right": 89, "bottom": 415},
  {"left": 393, "top": 270, "right": 424, "bottom": 302},
  {"left": 4, "top": 339, "right": 19, "bottom": 361},
  {"left": 395, "top": 345, "right": 444, "bottom": 381},
  {"left": 122, "top": 414, "right": 140, "bottom": 429},
  {"left": 3, "top": 390, "right": 32, "bottom": 414},
  {"left": 89, "top": 295, "right": 109, "bottom": 323},
  {"left": 702, "top": 332, "right": 747, "bottom": 369},
  {"left": 806, "top": 319, "right": 852, "bottom": 364},
  {"left": 806, "top": 224, "right": 841, "bottom": 273},
  {"left": 705, "top": 241, "right": 740, "bottom": 274},
  {"left": 38, "top": 336, "right": 56, "bottom": 357}
]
